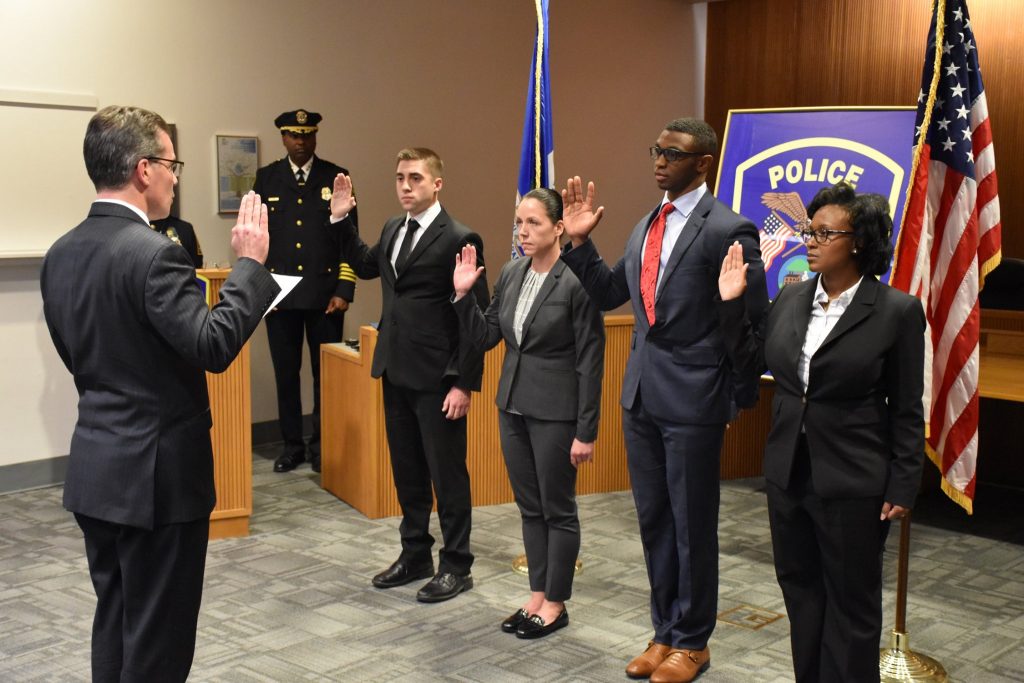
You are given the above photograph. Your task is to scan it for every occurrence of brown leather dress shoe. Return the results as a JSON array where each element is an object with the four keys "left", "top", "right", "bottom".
[
  {"left": 649, "top": 647, "right": 710, "bottom": 683},
  {"left": 626, "top": 641, "right": 673, "bottom": 679}
]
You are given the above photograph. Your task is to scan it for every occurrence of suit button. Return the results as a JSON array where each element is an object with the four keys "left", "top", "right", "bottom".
[
  {"left": 297, "top": 198, "right": 303, "bottom": 205},
  {"left": 297, "top": 265, "right": 304, "bottom": 272},
  {"left": 296, "top": 220, "right": 303, "bottom": 226},
  {"left": 296, "top": 242, "right": 302, "bottom": 249},
  {"left": 270, "top": 268, "right": 276, "bottom": 273}
]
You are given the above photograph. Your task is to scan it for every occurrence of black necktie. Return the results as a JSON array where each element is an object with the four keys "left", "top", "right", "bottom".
[
  {"left": 394, "top": 219, "right": 421, "bottom": 273},
  {"left": 295, "top": 168, "right": 305, "bottom": 185}
]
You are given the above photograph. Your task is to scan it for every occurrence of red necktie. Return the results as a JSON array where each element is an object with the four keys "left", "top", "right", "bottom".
[{"left": 640, "top": 203, "right": 674, "bottom": 326}]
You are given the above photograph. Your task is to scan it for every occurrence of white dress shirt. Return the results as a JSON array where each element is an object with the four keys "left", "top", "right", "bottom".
[
  {"left": 798, "top": 276, "right": 863, "bottom": 392},
  {"left": 288, "top": 156, "right": 314, "bottom": 181}
]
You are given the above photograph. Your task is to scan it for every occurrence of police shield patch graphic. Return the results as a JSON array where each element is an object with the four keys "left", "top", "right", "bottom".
[{"left": 716, "top": 108, "right": 916, "bottom": 298}]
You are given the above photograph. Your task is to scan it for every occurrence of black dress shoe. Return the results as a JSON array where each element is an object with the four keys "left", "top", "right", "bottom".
[
  {"left": 273, "top": 452, "right": 306, "bottom": 472},
  {"left": 310, "top": 456, "right": 321, "bottom": 473},
  {"left": 416, "top": 572, "right": 473, "bottom": 603},
  {"left": 372, "top": 560, "right": 434, "bottom": 589},
  {"left": 515, "top": 608, "right": 568, "bottom": 639},
  {"left": 501, "top": 608, "right": 530, "bottom": 633}
]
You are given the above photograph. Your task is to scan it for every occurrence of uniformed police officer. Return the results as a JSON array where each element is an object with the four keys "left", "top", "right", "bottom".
[
  {"left": 151, "top": 215, "right": 203, "bottom": 268},
  {"left": 253, "top": 109, "right": 357, "bottom": 473}
]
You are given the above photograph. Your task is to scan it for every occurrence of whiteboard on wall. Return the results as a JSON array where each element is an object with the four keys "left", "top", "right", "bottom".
[{"left": 0, "top": 90, "right": 98, "bottom": 258}]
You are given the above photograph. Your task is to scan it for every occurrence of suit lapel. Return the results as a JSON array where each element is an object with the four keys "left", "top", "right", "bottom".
[
  {"left": 817, "top": 276, "right": 879, "bottom": 352},
  {"left": 519, "top": 259, "right": 564, "bottom": 344},
  {"left": 655, "top": 192, "right": 715, "bottom": 303},
  {"left": 788, "top": 277, "right": 816, "bottom": 349},
  {"left": 399, "top": 207, "right": 446, "bottom": 274},
  {"left": 381, "top": 218, "right": 403, "bottom": 285},
  {"left": 500, "top": 258, "right": 532, "bottom": 350},
  {"left": 627, "top": 208, "right": 657, "bottom": 330}
]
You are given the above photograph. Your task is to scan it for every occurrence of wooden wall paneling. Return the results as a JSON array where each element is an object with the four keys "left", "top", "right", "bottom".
[{"left": 706, "top": 0, "right": 1023, "bottom": 258}]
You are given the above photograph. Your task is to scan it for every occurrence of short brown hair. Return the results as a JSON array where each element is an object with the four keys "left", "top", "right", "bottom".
[
  {"left": 84, "top": 105, "right": 169, "bottom": 191},
  {"left": 396, "top": 147, "right": 443, "bottom": 178}
]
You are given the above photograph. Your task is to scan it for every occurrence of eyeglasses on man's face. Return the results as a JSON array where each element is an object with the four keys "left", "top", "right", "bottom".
[
  {"left": 146, "top": 157, "right": 184, "bottom": 179},
  {"left": 798, "top": 226, "right": 854, "bottom": 245},
  {"left": 649, "top": 146, "right": 703, "bottom": 163}
]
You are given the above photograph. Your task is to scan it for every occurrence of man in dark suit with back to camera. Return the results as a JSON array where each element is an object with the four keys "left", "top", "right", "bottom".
[
  {"left": 559, "top": 118, "right": 769, "bottom": 683},
  {"left": 40, "top": 105, "right": 280, "bottom": 682},
  {"left": 329, "top": 148, "right": 489, "bottom": 602},
  {"left": 253, "top": 109, "right": 357, "bottom": 474}
]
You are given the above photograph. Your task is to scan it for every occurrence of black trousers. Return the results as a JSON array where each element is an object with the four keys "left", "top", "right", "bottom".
[
  {"left": 498, "top": 411, "right": 579, "bottom": 601},
  {"left": 382, "top": 376, "right": 473, "bottom": 575},
  {"left": 265, "top": 308, "right": 343, "bottom": 459},
  {"left": 622, "top": 399, "right": 724, "bottom": 650},
  {"left": 768, "top": 436, "right": 888, "bottom": 683},
  {"left": 75, "top": 513, "right": 209, "bottom": 683}
]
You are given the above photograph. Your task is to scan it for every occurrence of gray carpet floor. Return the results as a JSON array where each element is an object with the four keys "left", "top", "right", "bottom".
[{"left": 1, "top": 447, "right": 1022, "bottom": 682}]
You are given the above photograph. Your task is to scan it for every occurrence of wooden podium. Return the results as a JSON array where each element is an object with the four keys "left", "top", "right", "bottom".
[
  {"left": 198, "top": 268, "right": 253, "bottom": 539},
  {"left": 320, "top": 315, "right": 771, "bottom": 519}
]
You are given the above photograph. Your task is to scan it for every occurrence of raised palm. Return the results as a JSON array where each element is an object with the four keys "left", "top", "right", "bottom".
[
  {"left": 718, "top": 241, "right": 748, "bottom": 301},
  {"left": 561, "top": 176, "right": 605, "bottom": 241},
  {"left": 453, "top": 244, "right": 484, "bottom": 296}
]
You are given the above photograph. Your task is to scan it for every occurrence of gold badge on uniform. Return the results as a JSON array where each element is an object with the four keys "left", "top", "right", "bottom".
[
  {"left": 296, "top": 110, "right": 308, "bottom": 124},
  {"left": 321, "top": 187, "right": 332, "bottom": 201}
]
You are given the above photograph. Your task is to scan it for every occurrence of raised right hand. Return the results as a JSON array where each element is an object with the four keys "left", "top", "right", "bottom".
[
  {"left": 561, "top": 176, "right": 605, "bottom": 246},
  {"left": 453, "top": 244, "right": 484, "bottom": 298},
  {"left": 231, "top": 191, "right": 269, "bottom": 264},
  {"left": 718, "top": 241, "right": 748, "bottom": 301},
  {"left": 330, "top": 173, "right": 356, "bottom": 220}
]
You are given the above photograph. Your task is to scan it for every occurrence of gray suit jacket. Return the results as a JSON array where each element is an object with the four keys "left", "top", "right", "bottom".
[
  {"left": 453, "top": 257, "right": 605, "bottom": 441},
  {"left": 562, "top": 192, "right": 769, "bottom": 425},
  {"left": 41, "top": 202, "right": 279, "bottom": 529}
]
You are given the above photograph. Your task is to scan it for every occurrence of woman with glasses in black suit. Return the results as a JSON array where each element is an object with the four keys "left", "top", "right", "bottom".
[{"left": 717, "top": 182, "right": 925, "bottom": 683}]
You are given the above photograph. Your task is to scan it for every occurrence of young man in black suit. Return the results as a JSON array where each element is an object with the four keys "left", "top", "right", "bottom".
[
  {"left": 40, "top": 105, "right": 279, "bottom": 682},
  {"left": 329, "top": 148, "right": 489, "bottom": 602},
  {"left": 253, "top": 109, "right": 357, "bottom": 473}
]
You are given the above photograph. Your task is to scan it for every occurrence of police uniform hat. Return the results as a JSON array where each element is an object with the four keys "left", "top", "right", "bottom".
[{"left": 275, "top": 109, "right": 321, "bottom": 134}]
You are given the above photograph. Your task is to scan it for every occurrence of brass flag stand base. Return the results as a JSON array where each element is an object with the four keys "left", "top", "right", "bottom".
[
  {"left": 880, "top": 630, "right": 948, "bottom": 682},
  {"left": 512, "top": 554, "right": 582, "bottom": 575},
  {"left": 878, "top": 514, "right": 948, "bottom": 682}
]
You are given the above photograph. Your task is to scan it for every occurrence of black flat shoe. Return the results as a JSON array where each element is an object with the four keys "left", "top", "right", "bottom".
[
  {"left": 371, "top": 559, "right": 435, "bottom": 589},
  {"left": 501, "top": 608, "right": 530, "bottom": 633},
  {"left": 515, "top": 608, "right": 568, "bottom": 639}
]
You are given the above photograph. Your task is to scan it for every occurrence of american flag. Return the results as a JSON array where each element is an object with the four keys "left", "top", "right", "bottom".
[
  {"left": 891, "top": 0, "right": 1001, "bottom": 514},
  {"left": 760, "top": 211, "right": 794, "bottom": 270}
]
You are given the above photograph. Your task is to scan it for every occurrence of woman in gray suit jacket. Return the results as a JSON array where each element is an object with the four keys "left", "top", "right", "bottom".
[
  {"left": 453, "top": 188, "right": 605, "bottom": 639},
  {"left": 717, "top": 183, "right": 925, "bottom": 683}
]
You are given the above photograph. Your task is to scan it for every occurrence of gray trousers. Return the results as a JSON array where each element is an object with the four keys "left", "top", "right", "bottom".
[{"left": 498, "top": 411, "right": 580, "bottom": 601}]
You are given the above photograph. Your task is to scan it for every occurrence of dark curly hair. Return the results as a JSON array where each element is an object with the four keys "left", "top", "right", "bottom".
[{"left": 806, "top": 182, "right": 894, "bottom": 276}]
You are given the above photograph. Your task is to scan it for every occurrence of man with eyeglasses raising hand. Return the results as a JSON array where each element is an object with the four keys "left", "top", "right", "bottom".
[
  {"left": 40, "top": 105, "right": 279, "bottom": 682},
  {"left": 559, "top": 118, "right": 769, "bottom": 683}
]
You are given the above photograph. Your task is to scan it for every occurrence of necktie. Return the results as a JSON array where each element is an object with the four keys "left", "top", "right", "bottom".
[
  {"left": 394, "top": 219, "right": 421, "bottom": 273},
  {"left": 295, "top": 168, "right": 305, "bottom": 185},
  {"left": 640, "top": 203, "right": 675, "bottom": 326}
]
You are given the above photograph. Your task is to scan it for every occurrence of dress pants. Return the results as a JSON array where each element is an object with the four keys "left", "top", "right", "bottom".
[
  {"left": 382, "top": 376, "right": 474, "bottom": 575},
  {"left": 75, "top": 513, "right": 209, "bottom": 683},
  {"left": 498, "top": 411, "right": 579, "bottom": 601},
  {"left": 622, "top": 398, "right": 724, "bottom": 650},
  {"left": 767, "top": 436, "right": 888, "bottom": 683},
  {"left": 265, "top": 308, "right": 343, "bottom": 459}
]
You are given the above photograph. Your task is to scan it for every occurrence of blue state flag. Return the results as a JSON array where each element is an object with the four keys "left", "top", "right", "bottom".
[{"left": 513, "top": 0, "right": 554, "bottom": 259}]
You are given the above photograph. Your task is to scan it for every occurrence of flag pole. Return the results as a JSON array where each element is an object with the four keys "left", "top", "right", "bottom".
[{"left": 878, "top": 513, "right": 948, "bottom": 682}]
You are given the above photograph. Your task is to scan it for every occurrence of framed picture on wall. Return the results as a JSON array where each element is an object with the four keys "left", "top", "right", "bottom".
[{"left": 216, "top": 135, "right": 259, "bottom": 213}]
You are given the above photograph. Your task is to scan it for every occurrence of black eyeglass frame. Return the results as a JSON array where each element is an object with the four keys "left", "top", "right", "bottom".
[
  {"left": 145, "top": 156, "right": 185, "bottom": 178},
  {"left": 798, "top": 227, "right": 855, "bottom": 245},
  {"left": 649, "top": 145, "right": 705, "bottom": 163}
]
